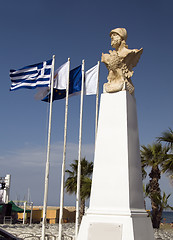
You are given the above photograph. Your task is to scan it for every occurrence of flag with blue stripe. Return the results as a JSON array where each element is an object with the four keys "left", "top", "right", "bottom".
[
  {"left": 42, "top": 65, "right": 82, "bottom": 102},
  {"left": 10, "top": 59, "right": 53, "bottom": 91}
]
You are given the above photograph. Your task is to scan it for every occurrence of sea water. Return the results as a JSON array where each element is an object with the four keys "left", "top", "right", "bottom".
[{"left": 161, "top": 211, "right": 173, "bottom": 223}]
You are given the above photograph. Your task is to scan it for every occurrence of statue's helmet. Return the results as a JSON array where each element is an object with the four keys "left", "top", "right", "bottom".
[{"left": 110, "top": 28, "right": 127, "bottom": 41}]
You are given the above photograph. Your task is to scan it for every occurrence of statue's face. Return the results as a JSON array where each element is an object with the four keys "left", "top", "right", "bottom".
[{"left": 111, "top": 33, "right": 122, "bottom": 49}]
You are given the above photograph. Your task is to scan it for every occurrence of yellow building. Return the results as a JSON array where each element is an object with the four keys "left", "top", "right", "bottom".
[{"left": 18, "top": 206, "right": 76, "bottom": 224}]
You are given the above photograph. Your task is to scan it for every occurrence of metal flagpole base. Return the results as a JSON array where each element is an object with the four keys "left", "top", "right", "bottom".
[{"left": 77, "top": 91, "right": 154, "bottom": 240}]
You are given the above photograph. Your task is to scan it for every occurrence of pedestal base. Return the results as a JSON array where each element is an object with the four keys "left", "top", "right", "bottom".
[{"left": 77, "top": 211, "right": 154, "bottom": 240}]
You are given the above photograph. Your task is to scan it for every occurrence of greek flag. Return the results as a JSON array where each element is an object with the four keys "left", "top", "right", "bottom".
[{"left": 10, "top": 59, "right": 53, "bottom": 91}]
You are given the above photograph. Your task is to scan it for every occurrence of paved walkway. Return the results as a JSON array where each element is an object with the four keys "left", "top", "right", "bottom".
[{"left": 0, "top": 224, "right": 173, "bottom": 240}]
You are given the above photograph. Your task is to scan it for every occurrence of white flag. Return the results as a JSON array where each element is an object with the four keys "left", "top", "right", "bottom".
[
  {"left": 54, "top": 61, "right": 69, "bottom": 89},
  {"left": 85, "top": 64, "right": 98, "bottom": 95}
]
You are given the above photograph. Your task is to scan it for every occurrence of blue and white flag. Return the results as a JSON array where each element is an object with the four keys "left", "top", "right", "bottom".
[
  {"left": 10, "top": 59, "right": 53, "bottom": 91},
  {"left": 85, "top": 64, "right": 99, "bottom": 95}
]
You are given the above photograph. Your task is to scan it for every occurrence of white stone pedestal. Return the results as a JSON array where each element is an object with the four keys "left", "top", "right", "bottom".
[{"left": 77, "top": 91, "right": 154, "bottom": 240}]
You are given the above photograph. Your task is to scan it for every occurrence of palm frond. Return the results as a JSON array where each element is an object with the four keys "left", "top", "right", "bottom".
[
  {"left": 65, "top": 158, "right": 93, "bottom": 200},
  {"left": 160, "top": 192, "right": 173, "bottom": 210},
  {"left": 157, "top": 128, "right": 173, "bottom": 150}
]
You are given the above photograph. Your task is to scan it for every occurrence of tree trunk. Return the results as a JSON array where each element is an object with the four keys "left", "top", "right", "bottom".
[
  {"left": 151, "top": 205, "right": 163, "bottom": 228},
  {"left": 149, "top": 166, "right": 162, "bottom": 229},
  {"left": 79, "top": 199, "right": 85, "bottom": 224}
]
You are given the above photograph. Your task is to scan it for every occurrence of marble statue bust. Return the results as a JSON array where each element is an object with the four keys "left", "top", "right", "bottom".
[{"left": 101, "top": 28, "right": 143, "bottom": 95}]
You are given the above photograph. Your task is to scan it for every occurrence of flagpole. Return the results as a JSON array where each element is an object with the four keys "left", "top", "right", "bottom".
[
  {"left": 42, "top": 55, "right": 55, "bottom": 240},
  {"left": 58, "top": 58, "right": 70, "bottom": 240},
  {"left": 95, "top": 61, "right": 100, "bottom": 146},
  {"left": 75, "top": 59, "right": 85, "bottom": 238},
  {"left": 23, "top": 201, "right": 26, "bottom": 224}
]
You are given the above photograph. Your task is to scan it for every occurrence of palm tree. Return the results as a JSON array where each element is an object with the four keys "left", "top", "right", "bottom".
[
  {"left": 157, "top": 128, "right": 173, "bottom": 150},
  {"left": 157, "top": 128, "right": 173, "bottom": 180},
  {"left": 161, "top": 155, "right": 173, "bottom": 180},
  {"left": 143, "top": 183, "right": 150, "bottom": 210},
  {"left": 141, "top": 143, "right": 170, "bottom": 228},
  {"left": 65, "top": 158, "right": 93, "bottom": 221}
]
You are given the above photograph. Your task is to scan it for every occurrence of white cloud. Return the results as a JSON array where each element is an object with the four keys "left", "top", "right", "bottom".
[
  {"left": 1, "top": 142, "right": 95, "bottom": 168},
  {"left": 0, "top": 142, "right": 95, "bottom": 205}
]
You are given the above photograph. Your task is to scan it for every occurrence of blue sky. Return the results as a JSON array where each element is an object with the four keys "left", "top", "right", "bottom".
[{"left": 0, "top": 0, "right": 173, "bottom": 209}]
